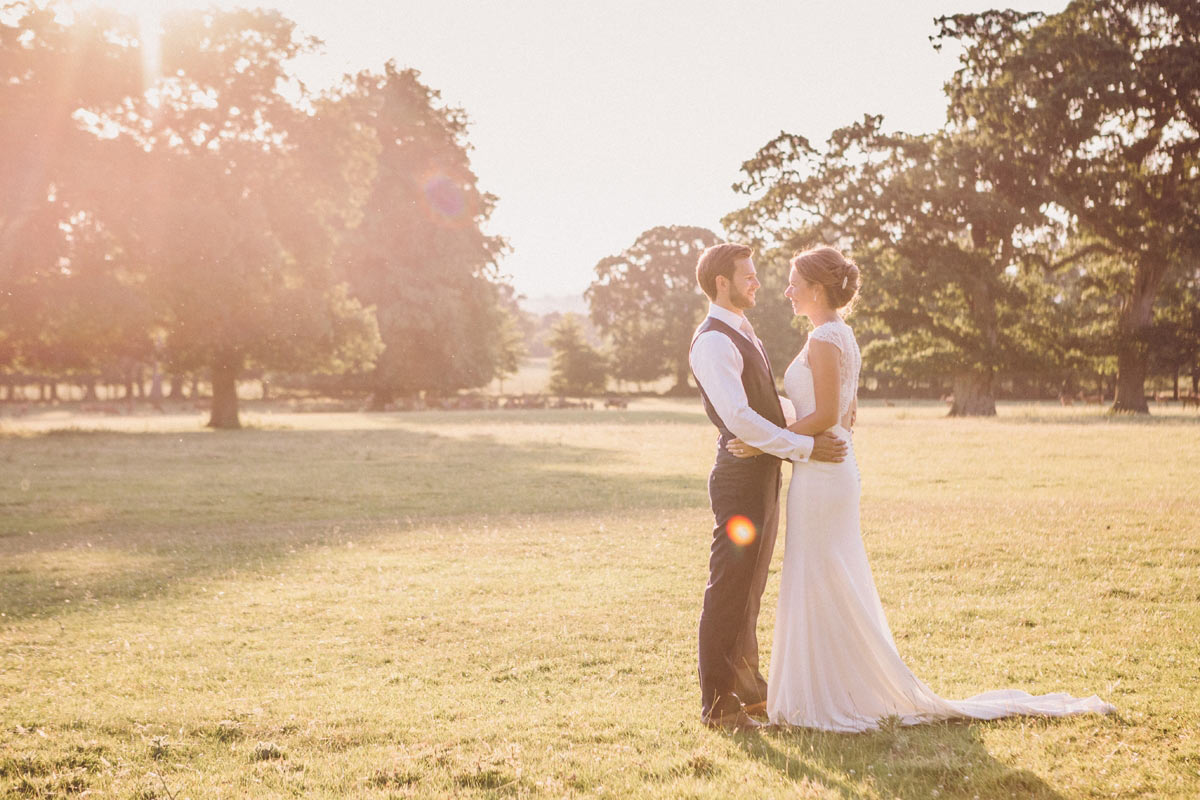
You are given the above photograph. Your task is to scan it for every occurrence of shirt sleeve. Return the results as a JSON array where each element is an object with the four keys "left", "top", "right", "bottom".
[
  {"left": 780, "top": 393, "right": 797, "bottom": 426},
  {"left": 689, "top": 331, "right": 814, "bottom": 463}
]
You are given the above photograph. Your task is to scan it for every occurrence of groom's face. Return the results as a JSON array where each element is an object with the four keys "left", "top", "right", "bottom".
[{"left": 726, "top": 257, "right": 760, "bottom": 310}]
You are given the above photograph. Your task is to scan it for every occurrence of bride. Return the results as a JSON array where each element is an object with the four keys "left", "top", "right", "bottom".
[{"left": 727, "top": 246, "right": 1115, "bottom": 732}]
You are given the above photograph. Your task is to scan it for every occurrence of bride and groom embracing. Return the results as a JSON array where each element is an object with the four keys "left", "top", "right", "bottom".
[{"left": 687, "top": 242, "right": 1115, "bottom": 732}]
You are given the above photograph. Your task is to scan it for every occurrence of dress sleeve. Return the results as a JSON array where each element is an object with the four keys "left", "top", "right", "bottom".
[{"left": 808, "top": 323, "right": 845, "bottom": 354}]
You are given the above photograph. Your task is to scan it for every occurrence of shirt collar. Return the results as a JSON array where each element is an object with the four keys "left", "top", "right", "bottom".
[{"left": 707, "top": 302, "right": 747, "bottom": 331}]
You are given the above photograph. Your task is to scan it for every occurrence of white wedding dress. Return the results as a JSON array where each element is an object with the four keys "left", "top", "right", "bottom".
[{"left": 766, "top": 318, "right": 1115, "bottom": 732}]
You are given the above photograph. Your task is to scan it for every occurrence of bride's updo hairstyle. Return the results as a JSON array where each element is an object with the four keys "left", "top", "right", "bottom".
[{"left": 791, "top": 246, "right": 861, "bottom": 313}]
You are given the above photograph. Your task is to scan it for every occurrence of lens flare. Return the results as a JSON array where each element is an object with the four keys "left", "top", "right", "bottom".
[
  {"left": 725, "top": 515, "right": 756, "bottom": 547},
  {"left": 422, "top": 172, "right": 466, "bottom": 220}
]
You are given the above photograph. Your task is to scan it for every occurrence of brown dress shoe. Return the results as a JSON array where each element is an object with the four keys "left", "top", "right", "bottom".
[
  {"left": 701, "top": 694, "right": 763, "bottom": 732},
  {"left": 703, "top": 706, "right": 763, "bottom": 732},
  {"left": 742, "top": 700, "right": 768, "bottom": 719}
]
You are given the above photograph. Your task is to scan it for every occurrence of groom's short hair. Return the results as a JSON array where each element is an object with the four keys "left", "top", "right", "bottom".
[{"left": 696, "top": 242, "right": 753, "bottom": 300}]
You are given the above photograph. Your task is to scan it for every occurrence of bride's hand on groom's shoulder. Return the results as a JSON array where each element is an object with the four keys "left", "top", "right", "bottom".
[{"left": 726, "top": 438, "right": 762, "bottom": 459}]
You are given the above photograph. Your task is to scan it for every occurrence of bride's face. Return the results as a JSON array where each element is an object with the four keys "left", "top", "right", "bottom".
[{"left": 784, "top": 267, "right": 821, "bottom": 318}]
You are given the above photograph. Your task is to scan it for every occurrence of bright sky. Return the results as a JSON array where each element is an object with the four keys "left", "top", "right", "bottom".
[{"left": 88, "top": 0, "right": 1067, "bottom": 303}]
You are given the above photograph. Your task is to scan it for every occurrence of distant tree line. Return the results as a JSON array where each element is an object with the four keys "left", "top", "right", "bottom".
[
  {"left": 584, "top": 0, "right": 1198, "bottom": 415},
  {"left": 0, "top": 3, "right": 522, "bottom": 427}
]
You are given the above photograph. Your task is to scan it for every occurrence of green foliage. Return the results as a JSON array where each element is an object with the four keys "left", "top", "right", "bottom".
[
  {"left": 934, "top": 0, "right": 1200, "bottom": 411},
  {"left": 1149, "top": 266, "right": 1200, "bottom": 392},
  {"left": 725, "top": 1, "right": 1200, "bottom": 412},
  {"left": 585, "top": 226, "right": 718, "bottom": 389},
  {"left": 1036, "top": 245, "right": 1126, "bottom": 396},
  {"left": 490, "top": 291, "right": 529, "bottom": 386},
  {"left": 1, "top": 4, "right": 384, "bottom": 426},
  {"left": 333, "top": 62, "right": 513, "bottom": 405},
  {"left": 547, "top": 313, "right": 608, "bottom": 396},
  {"left": 1, "top": 5, "right": 520, "bottom": 422},
  {"left": 0, "top": 3, "right": 148, "bottom": 377},
  {"left": 725, "top": 118, "right": 1071, "bottom": 415}
]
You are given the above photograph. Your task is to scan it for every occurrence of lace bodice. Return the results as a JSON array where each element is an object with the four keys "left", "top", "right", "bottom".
[{"left": 784, "top": 318, "right": 861, "bottom": 424}]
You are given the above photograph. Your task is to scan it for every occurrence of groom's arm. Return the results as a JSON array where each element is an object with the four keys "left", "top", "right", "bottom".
[{"left": 690, "top": 332, "right": 814, "bottom": 462}]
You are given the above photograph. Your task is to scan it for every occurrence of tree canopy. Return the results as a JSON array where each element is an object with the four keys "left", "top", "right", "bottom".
[
  {"left": 333, "top": 62, "right": 518, "bottom": 408},
  {"left": 0, "top": 2, "right": 518, "bottom": 425},
  {"left": 934, "top": 0, "right": 1200, "bottom": 412},
  {"left": 722, "top": 0, "right": 1199, "bottom": 414},
  {"left": 585, "top": 226, "right": 717, "bottom": 392},
  {"left": 547, "top": 314, "right": 608, "bottom": 397}
]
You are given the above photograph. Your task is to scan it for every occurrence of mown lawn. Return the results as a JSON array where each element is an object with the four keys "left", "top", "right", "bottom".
[{"left": 1, "top": 400, "right": 1197, "bottom": 799}]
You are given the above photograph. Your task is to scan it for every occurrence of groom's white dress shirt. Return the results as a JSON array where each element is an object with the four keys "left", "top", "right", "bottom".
[{"left": 690, "top": 303, "right": 814, "bottom": 463}]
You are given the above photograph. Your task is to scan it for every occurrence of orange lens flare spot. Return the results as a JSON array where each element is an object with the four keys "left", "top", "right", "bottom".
[{"left": 725, "top": 515, "right": 757, "bottom": 547}]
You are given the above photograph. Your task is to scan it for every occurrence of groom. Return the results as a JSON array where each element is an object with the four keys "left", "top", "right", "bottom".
[{"left": 688, "top": 243, "right": 846, "bottom": 731}]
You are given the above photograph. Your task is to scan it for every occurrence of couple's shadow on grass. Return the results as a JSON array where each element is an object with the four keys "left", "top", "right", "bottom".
[
  {"left": 738, "top": 717, "right": 1066, "bottom": 799},
  {"left": 0, "top": 425, "right": 701, "bottom": 620}
]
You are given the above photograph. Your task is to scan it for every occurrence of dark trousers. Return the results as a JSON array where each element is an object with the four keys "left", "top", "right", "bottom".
[{"left": 698, "top": 450, "right": 782, "bottom": 715}]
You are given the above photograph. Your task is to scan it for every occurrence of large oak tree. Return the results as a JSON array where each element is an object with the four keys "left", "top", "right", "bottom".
[
  {"left": 935, "top": 0, "right": 1200, "bottom": 412},
  {"left": 84, "top": 8, "right": 382, "bottom": 427},
  {"left": 725, "top": 117, "right": 1078, "bottom": 415}
]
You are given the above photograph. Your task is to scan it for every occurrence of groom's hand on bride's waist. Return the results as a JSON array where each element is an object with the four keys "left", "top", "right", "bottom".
[{"left": 810, "top": 432, "right": 847, "bottom": 463}]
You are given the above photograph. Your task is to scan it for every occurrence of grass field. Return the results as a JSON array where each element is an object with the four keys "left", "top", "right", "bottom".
[{"left": 1, "top": 400, "right": 1198, "bottom": 799}]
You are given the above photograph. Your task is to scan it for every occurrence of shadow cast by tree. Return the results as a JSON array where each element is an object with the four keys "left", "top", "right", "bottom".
[{"left": 0, "top": 425, "right": 701, "bottom": 620}]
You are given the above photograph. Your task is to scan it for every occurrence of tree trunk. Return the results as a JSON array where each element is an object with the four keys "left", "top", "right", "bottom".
[
  {"left": 167, "top": 373, "right": 182, "bottom": 400},
  {"left": 190, "top": 376, "right": 200, "bottom": 398},
  {"left": 149, "top": 362, "right": 164, "bottom": 404},
  {"left": 665, "top": 361, "right": 694, "bottom": 396},
  {"left": 1111, "top": 261, "right": 1163, "bottom": 414},
  {"left": 1192, "top": 365, "right": 1199, "bottom": 397},
  {"left": 208, "top": 355, "right": 242, "bottom": 429},
  {"left": 948, "top": 369, "right": 997, "bottom": 417},
  {"left": 1112, "top": 337, "right": 1151, "bottom": 413},
  {"left": 1172, "top": 368, "right": 1179, "bottom": 401},
  {"left": 260, "top": 378, "right": 270, "bottom": 401},
  {"left": 83, "top": 379, "right": 97, "bottom": 401},
  {"left": 368, "top": 387, "right": 394, "bottom": 411},
  {"left": 367, "top": 362, "right": 395, "bottom": 410}
]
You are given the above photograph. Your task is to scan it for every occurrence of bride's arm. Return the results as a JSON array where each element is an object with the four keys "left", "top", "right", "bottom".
[{"left": 785, "top": 340, "right": 841, "bottom": 436}]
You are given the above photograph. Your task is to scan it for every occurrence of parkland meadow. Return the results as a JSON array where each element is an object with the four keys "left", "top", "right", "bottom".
[{"left": 1, "top": 401, "right": 1198, "bottom": 799}]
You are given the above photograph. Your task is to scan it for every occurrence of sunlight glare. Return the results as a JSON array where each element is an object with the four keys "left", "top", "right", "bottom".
[
  {"left": 135, "top": 2, "right": 162, "bottom": 93},
  {"left": 725, "top": 515, "right": 756, "bottom": 547},
  {"left": 77, "top": 0, "right": 200, "bottom": 92}
]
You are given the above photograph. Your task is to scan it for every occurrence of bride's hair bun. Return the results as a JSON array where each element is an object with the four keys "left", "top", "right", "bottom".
[{"left": 790, "top": 246, "right": 861, "bottom": 312}]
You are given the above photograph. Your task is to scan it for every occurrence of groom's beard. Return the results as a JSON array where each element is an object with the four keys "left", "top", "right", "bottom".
[{"left": 730, "top": 285, "right": 756, "bottom": 310}]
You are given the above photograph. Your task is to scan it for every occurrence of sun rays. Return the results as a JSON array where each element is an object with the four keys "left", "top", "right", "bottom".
[{"left": 133, "top": 2, "right": 162, "bottom": 92}]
